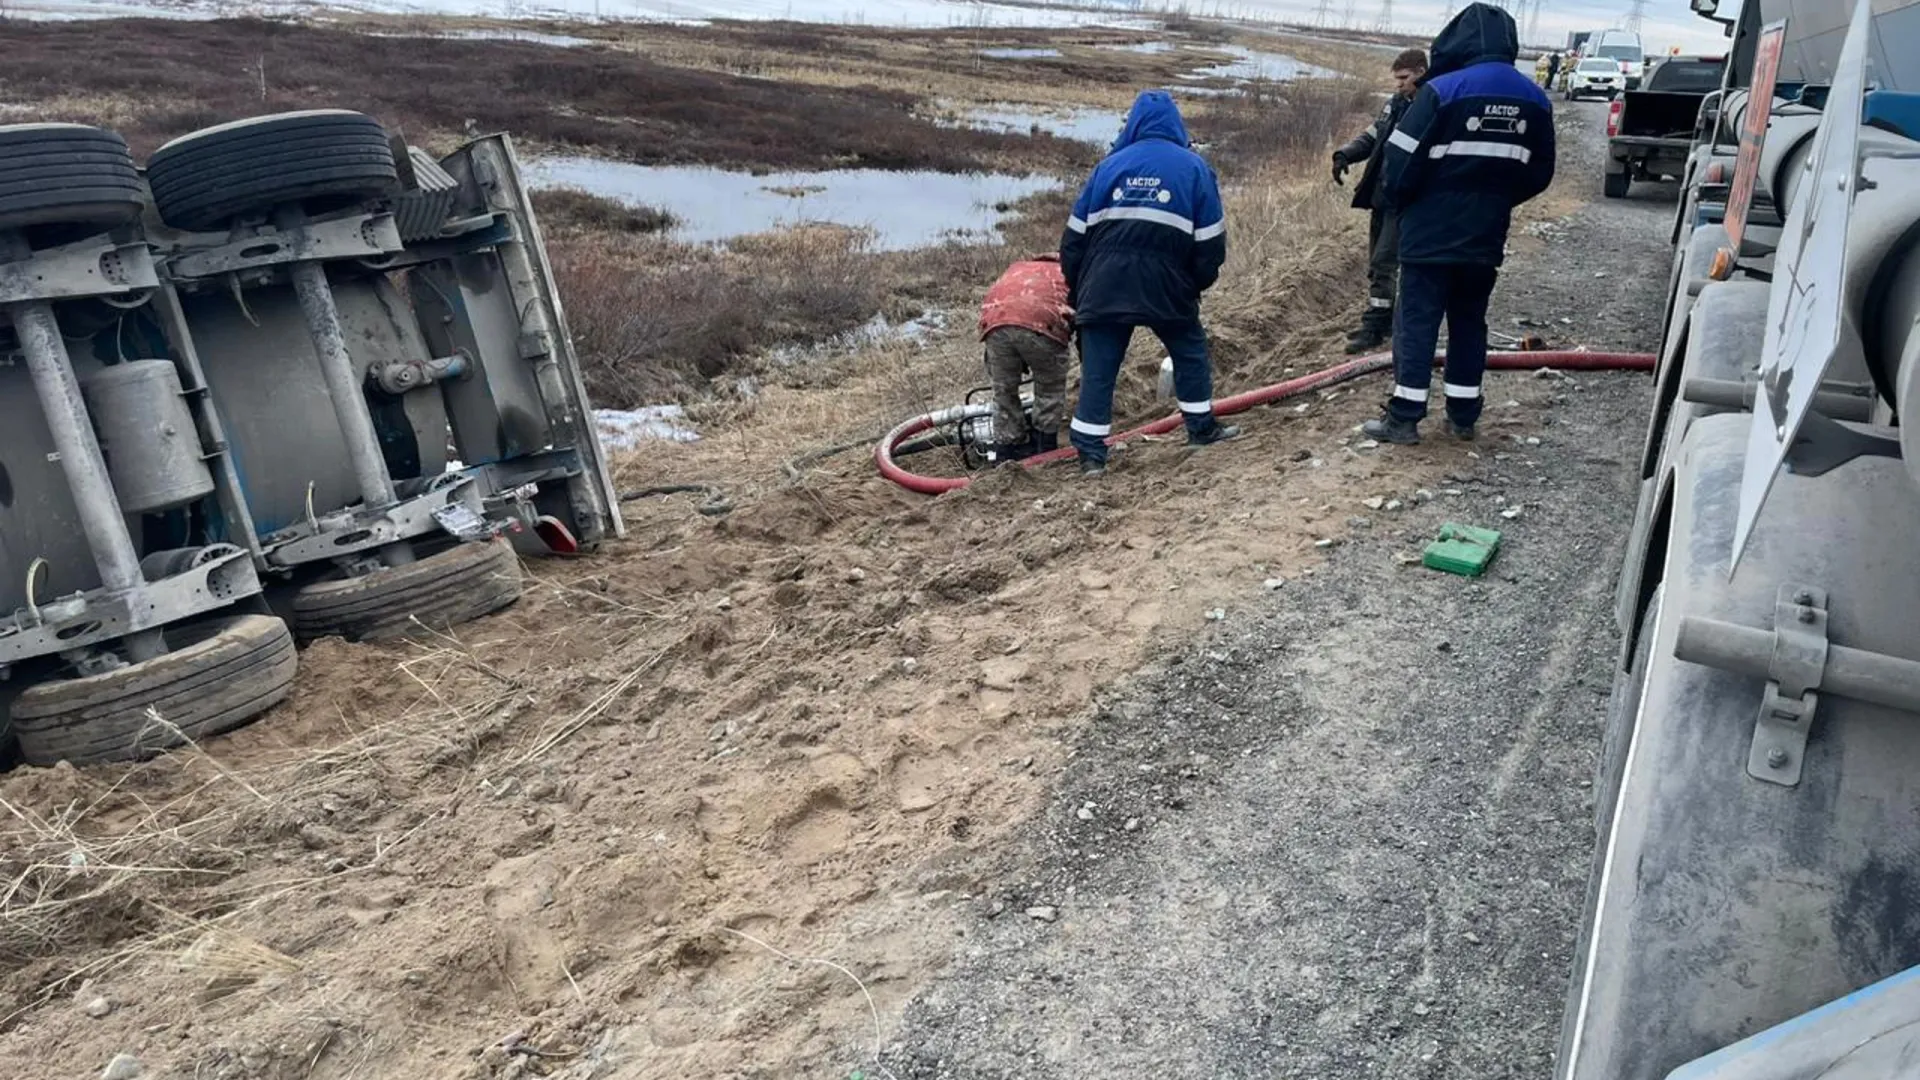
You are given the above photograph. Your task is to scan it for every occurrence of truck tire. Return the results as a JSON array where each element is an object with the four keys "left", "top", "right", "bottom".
[
  {"left": 1604, "top": 169, "right": 1631, "bottom": 199},
  {"left": 145, "top": 110, "right": 398, "bottom": 232},
  {"left": 11, "top": 614, "right": 297, "bottom": 766},
  {"left": 290, "top": 538, "right": 522, "bottom": 643},
  {"left": 0, "top": 124, "right": 143, "bottom": 237}
]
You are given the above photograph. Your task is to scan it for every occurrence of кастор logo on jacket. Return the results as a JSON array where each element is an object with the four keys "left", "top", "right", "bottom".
[{"left": 1112, "top": 177, "right": 1174, "bottom": 205}]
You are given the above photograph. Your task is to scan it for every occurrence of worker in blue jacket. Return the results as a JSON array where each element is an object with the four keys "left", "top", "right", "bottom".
[
  {"left": 1060, "top": 89, "right": 1239, "bottom": 477},
  {"left": 1363, "top": 2, "right": 1555, "bottom": 445}
]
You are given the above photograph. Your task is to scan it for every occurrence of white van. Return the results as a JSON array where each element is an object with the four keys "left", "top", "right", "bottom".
[{"left": 1592, "top": 29, "right": 1647, "bottom": 88}]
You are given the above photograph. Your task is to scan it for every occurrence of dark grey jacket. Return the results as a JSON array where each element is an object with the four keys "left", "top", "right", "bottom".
[{"left": 1335, "top": 90, "right": 1415, "bottom": 212}]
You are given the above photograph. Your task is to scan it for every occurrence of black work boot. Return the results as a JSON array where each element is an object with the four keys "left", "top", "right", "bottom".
[
  {"left": 1443, "top": 419, "right": 1478, "bottom": 442},
  {"left": 1078, "top": 454, "right": 1107, "bottom": 477},
  {"left": 1361, "top": 414, "right": 1420, "bottom": 445},
  {"left": 1035, "top": 431, "right": 1060, "bottom": 454},
  {"left": 1345, "top": 326, "right": 1390, "bottom": 355},
  {"left": 986, "top": 433, "right": 1037, "bottom": 463},
  {"left": 1187, "top": 421, "right": 1243, "bottom": 447}
]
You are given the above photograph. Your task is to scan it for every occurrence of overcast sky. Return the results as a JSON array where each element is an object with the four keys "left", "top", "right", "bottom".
[{"left": 1180, "top": 0, "right": 1741, "bottom": 54}]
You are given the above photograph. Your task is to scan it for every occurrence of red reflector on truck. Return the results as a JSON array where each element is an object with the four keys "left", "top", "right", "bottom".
[{"left": 1607, "top": 99, "right": 1624, "bottom": 137}]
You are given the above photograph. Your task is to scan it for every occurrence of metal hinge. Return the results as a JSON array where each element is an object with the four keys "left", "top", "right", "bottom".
[{"left": 1749, "top": 585, "right": 1829, "bottom": 787}]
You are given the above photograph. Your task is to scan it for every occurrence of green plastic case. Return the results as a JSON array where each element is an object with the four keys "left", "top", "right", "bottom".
[{"left": 1423, "top": 523, "right": 1503, "bottom": 577}]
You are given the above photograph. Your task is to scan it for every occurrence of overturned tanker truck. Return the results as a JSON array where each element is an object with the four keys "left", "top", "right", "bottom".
[
  {"left": 0, "top": 111, "right": 621, "bottom": 768},
  {"left": 1557, "top": 0, "right": 1920, "bottom": 1076}
]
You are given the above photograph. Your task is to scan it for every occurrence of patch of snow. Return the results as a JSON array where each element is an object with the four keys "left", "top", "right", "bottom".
[{"left": 596, "top": 405, "right": 700, "bottom": 448}]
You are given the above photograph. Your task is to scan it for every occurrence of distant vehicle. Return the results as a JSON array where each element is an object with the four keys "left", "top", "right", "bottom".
[
  {"left": 1605, "top": 54, "right": 1729, "bottom": 198},
  {"left": 1566, "top": 28, "right": 1596, "bottom": 55},
  {"left": 1594, "top": 29, "right": 1648, "bottom": 88},
  {"left": 1566, "top": 57, "right": 1626, "bottom": 100}
]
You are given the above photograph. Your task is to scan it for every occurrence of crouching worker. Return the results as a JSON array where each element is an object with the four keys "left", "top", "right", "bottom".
[
  {"left": 978, "top": 252, "right": 1073, "bottom": 461},
  {"left": 1061, "top": 89, "right": 1238, "bottom": 477},
  {"left": 1364, "top": 2, "right": 1554, "bottom": 445}
]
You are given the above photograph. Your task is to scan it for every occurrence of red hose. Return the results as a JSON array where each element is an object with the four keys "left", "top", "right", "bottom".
[{"left": 876, "top": 349, "right": 1657, "bottom": 495}]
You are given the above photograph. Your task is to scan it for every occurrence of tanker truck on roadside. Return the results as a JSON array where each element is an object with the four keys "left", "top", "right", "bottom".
[{"left": 1553, "top": 0, "right": 1920, "bottom": 1076}]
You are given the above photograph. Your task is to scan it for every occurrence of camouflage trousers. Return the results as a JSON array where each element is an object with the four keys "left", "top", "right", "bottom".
[{"left": 983, "top": 326, "right": 1070, "bottom": 446}]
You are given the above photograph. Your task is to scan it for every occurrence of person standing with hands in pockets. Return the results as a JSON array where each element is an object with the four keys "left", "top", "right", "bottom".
[{"left": 1060, "top": 89, "right": 1238, "bottom": 477}]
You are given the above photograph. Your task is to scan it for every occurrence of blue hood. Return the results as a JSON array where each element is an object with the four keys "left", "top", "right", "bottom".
[
  {"left": 1428, "top": 2, "right": 1520, "bottom": 80},
  {"left": 1113, "top": 90, "right": 1191, "bottom": 151}
]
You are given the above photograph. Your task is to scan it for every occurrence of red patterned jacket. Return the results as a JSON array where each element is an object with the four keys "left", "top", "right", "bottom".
[{"left": 979, "top": 254, "right": 1073, "bottom": 345}]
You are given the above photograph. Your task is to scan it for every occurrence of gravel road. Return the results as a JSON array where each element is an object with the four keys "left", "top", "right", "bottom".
[{"left": 881, "top": 98, "right": 1673, "bottom": 1079}]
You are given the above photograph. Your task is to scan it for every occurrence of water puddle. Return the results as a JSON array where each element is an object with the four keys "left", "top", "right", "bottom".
[
  {"left": 981, "top": 47, "right": 1062, "bottom": 59},
  {"left": 1099, "top": 40, "right": 1179, "bottom": 54},
  {"left": 525, "top": 158, "right": 1060, "bottom": 251},
  {"left": 937, "top": 101, "right": 1124, "bottom": 147},
  {"left": 9, "top": 0, "right": 1159, "bottom": 26},
  {"left": 1189, "top": 45, "right": 1338, "bottom": 82}
]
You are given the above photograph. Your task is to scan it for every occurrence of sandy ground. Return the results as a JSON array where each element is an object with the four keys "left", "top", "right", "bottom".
[
  {"left": 0, "top": 85, "right": 1667, "bottom": 1080},
  {"left": 881, "top": 99, "right": 1675, "bottom": 1078}
]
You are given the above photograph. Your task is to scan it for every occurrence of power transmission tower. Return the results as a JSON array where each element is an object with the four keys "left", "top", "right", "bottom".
[
  {"left": 1342, "top": 0, "right": 1357, "bottom": 30},
  {"left": 1311, "top": 0, "right": 1333, "bottom": 27},
  {"left": 1373, "top": 0, "right": 1392, "bottom": 34},
  {"left": 1626, "top": 0, "right": 1647, "bottom": 33}
]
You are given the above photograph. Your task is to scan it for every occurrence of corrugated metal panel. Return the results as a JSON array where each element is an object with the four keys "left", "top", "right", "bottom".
[{"left": 393, "top": 147, "right": 460, "bottom": 243}]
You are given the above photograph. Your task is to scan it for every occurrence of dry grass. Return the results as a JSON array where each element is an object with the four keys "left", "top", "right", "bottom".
[
  {"left": 530, "top": 188, "right": 677, "bottom": 235},
  {"left": 552, "top": 226, "right": 892, "bottom": 407},
  {"left": 0, "top": 18, "right": 1382, "bottom": 1054},
  {"left": 1197, "top": 77, "right": 1380, "bottom": 175},
  {"left": 0, "top": 17, "right": 1077, "bottom": 173},
  {"left": 551, "top": 180, "right": 1076, "bottom": 409}
]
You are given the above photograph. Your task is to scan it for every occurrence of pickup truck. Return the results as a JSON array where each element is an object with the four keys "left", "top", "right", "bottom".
[{"left": 1605, "top": 54, "right": 1728, "bottom": 198}]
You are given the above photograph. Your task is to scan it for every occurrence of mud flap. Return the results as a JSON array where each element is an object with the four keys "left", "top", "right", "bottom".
[
  {"left": 1558, "top": 411, "right": 1920, "bottom": 1080},
  {"left": 405, "top": 135, "right": 625, "bottom": 552}
]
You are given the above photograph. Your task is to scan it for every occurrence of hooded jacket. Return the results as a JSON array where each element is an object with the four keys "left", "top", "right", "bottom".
[
  {"left": 1059, "top": 91, "right": 1227, "bottom": 325},
  {"left": 979, "top": 253, "right": 1073, "bottom": 345},
  {"left": 1379, "top": 3, "right": 1555, "bottom": 266}
]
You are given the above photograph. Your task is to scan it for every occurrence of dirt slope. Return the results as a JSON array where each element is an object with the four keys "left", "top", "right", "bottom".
[
  {"left": 0, "top": 90, "right": 1655, "bottom": 1080},
  {"left": 881, "top": 98, "right": 1674, "bottom": 1078}
]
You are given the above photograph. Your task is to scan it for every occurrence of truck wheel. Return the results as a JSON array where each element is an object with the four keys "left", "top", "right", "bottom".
[
  {"left": 1604, "top": 169, "right": 1631, "bottom": 199},
  {"left": 0, "top": 124, "right": 143, "bottom": 238},
  {"left": 10, "top": 614, "right": 297, "bottom": 766},
  {"left": 290, "top": 538, "right": 522, "bottom": 644},
  {"left": 145, "top": 110, "right": 398, "bottom": 232}
]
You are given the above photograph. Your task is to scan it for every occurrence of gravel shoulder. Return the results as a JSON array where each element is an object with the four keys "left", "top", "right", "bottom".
[{"left": 881, "top": 97, "right": 1674, "bottom": 1080}]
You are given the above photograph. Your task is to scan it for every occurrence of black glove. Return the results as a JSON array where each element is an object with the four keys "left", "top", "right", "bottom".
[{"left": 1331, "top": 152, "right": 1350, "bottom": 186}]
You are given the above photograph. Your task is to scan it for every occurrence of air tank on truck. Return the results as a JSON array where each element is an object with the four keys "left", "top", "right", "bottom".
[{"left": 1554, "top": 0, "right": 1920, "bottom": 1076}]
